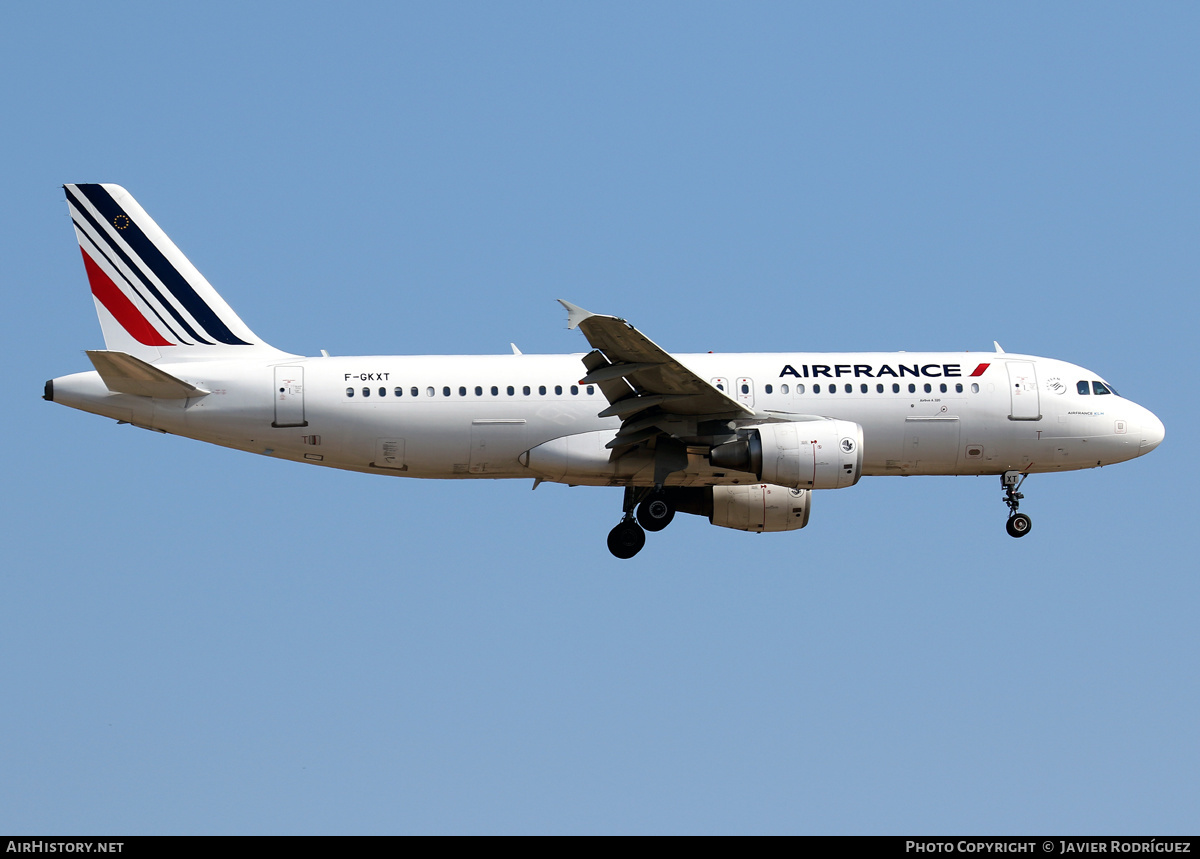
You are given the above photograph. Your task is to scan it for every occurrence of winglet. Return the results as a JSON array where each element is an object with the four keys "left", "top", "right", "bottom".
[
  {"left": 557, "top": 299, "right": 597, "bottom": 331},
  {"left": 993, "top": 341, "right": 1005, "bottom": 353}
]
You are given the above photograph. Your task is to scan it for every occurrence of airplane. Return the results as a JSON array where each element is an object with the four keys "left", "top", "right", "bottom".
[{"left": 45, "top": 184, "right": 1165, "bottom": 558}]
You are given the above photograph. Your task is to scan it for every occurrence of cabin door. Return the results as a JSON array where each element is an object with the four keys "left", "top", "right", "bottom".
[
  {"left": 273, "top": 366, "right": 308, "bottom": 427},
  {"left": 1006, "top": 362, "right": 1041, "bottom": 421}
]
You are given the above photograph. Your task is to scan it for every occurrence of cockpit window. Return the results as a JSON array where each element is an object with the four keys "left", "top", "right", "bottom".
[
  {"left": 1092, "top": 381, "right": 1111, "bottom": 395},
  {"left": 1077, "top": 381, "right": 1090, "bottom": 395}
]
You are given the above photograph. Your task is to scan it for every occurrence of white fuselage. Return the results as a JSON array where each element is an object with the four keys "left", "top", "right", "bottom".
[
  {"left": 50, "top": 350, "right": 1164, "bottom": 486},
  {"left": 51, "top": 184, "right": 1168, "bottom": 551}
]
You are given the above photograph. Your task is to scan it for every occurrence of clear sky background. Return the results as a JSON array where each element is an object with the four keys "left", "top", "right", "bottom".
[{"left": 2, "top": 2, "right": 1197, "bottom": 835}]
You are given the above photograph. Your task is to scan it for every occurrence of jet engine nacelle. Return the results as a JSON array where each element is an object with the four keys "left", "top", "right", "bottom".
[
  {"left": 709, "top": 420, "right": 864, "bottom": 490},
  {"left": 710, "top": 484, "right": 811, "bottom": 532}
]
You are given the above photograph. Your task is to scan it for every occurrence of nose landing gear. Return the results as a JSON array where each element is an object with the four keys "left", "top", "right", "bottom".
[
  {"left": 607, "top": 487, "right": 677, "bottom": 558},
  {"left": 1001, "top": 471, "right": 1032, "bottom": 538}
]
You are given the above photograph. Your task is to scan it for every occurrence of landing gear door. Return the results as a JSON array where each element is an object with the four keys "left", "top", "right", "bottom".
[
  {"left": 1006, "top": 361, "right": 1040, "bottom": 421},
  {"left": 273, "top": 366, "right": 308, "bottom": 427}
]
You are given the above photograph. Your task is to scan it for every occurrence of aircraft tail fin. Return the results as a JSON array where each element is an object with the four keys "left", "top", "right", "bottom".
[{"left": 64, "top": 184, "right": 287, "bottom": 362}]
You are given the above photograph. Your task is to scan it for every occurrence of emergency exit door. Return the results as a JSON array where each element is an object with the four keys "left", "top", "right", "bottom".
[{"left": 736, "top": 378, "right": 755, "bottom": 408}]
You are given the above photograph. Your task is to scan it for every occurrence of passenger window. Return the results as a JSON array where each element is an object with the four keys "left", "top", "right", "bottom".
[
  {"left": 844, "top": 384, "right": 852, "bottom": 393},
  {"left": 908, "top": 384, "right": 916, "bottom": 393},
  {"left": 363, "top": 387, "right": 370, "bottom": 397},
  {"left": 459, "top": 386, "right": 467, "bottom": 397},
  {"left": 443, "top": 386, "right": 451, "bottom": 397},
  {"left": 523, "top": 385, "right": 531, "bottom": 396},
  {"left": 813, "top": 384, "right": 821, "bottom": 394},
  {"left": 780, "top": 384, "right": 789, "bottom": 394},
  {"left": 955, "top": 383, "right": 963, "bottom": 393},
  {"left": 571, "top": 385, "right": 579, "bottom": 395},
  {"left": 939, "top": 383, "right": 947, "bottom": 393},
  {"left": 860, "top": 384, "right": 868, "bottom": 394},
  {"left": 539, "top": 385, "right": 547, "bottom": 395},
  {"left": 1093, "top": 381, "right": 1111, "bottom": 395},
  {"left": 395, "top": 387, "right": 403, "bottom": 397},
  {"left": 346, "top": 387, "right": 354, "bottom": 397},
  {"left": 587, "top": 385, "right": 594, "bottom": 395},
  {"left": 507, "top": 385, "right": 515, "bottom": 396},
  {"left": 411, "top": 387, "right": 419, "bottom": 397},
  {"left": 379, "top": 387, "right": 386, "bottom": 397},
  {"left": 741, "top": 384, "right": 749, "bottom": 394},
  {"left": 1077, "top": 381, "right": 1090, "bottom": 395},
  {"left": 924, "top": 383, "right": 932, "bottom": 393},
  {"left": 475, "top": 386, "right": 483, "bottom": 396},
  {"left": 491, "top": 386, "right": 499, "bottom": 396},
  {"left": 555, "top": 385, "right": 563, "bottom": 395},
  {"left": 796, "top": 384, "right": 805, "bottom": 394},
  {"left": 971, "top": 383, "right": 979, "bottom": 393},
  {"left": 892, "top": 384, "right": 900, "bottom": 393},
  {"left": 828, "top": 385, "right": 835, "bottom": 395},
  {"left": 764, "top": 384, "right": 773, "bottom": 394},
  {"left": 876, "top": 384, "right": 884, "bottom": 393}
]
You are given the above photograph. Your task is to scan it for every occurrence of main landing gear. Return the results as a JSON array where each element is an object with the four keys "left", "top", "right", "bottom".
[
  {"left": 1002, "top": 471, "right": 1032, "bottom": 538},
  {"left": 607, "top": 488, "right": 676, "bottom": 559}
]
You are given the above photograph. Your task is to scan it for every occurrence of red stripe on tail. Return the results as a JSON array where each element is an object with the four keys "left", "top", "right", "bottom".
[{"left": 80, "top": 248, "right": 173, "bottom": 346}]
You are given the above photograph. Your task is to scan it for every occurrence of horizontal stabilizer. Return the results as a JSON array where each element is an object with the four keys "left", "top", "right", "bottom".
[{"left": 86, "top": 350, "right": 208, "bottom": 399}]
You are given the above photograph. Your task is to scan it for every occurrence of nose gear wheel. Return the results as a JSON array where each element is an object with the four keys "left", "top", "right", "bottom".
[
  {"left": 1006, "top": 513, "right": 1032, "bottom": 538},
  {"left": 1001, "top": 472, "right": 1032, "bottom": 538}
]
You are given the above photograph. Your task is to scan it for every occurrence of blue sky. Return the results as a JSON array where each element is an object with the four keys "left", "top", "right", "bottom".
[{"left": 2, "top": 2, "right": 1197, "bottom": 834}]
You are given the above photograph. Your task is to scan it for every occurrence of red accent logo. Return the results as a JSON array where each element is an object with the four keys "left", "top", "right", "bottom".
[
  {"left": 80, "top": 248, "right": 173, "bottom": 346},
  {"left": 969, "top": 363, "right": 990, "bottom": 377}
]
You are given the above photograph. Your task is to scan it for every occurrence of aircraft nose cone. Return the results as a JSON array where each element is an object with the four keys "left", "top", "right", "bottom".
[{"left": 1139, "top": 409, "right": 1165, "bottom": 455}]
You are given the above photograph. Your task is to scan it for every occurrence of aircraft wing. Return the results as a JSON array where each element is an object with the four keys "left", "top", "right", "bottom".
[{"left": 559, "top": 300, "right": 754, "bottom": 450}]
